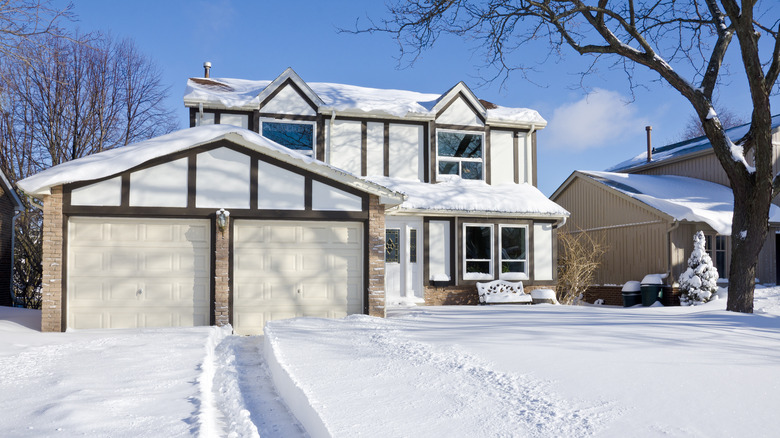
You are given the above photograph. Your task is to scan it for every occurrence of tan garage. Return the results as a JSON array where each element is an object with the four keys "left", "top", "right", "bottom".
[
  {"left": 67, "top": 217, "right": 210, "bottom": 329},
  {"left": 232, "top": 220, "right": 363, "bottom": 335}
]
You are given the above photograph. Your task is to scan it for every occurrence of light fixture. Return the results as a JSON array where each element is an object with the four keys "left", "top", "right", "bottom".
[{"left": 216, "top": 208, "right": 230, "bottom": 233}]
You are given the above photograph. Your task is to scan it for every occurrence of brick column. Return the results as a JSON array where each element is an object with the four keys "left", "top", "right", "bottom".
[
  {"left": 367, "top": 195, "right": 386, "bottom": 317},
  {"left": 41, "top": 186, "right": 64, "bottom": 332},
  {"left": 214, "top": 213, "right": 230, "bottom": 327}
]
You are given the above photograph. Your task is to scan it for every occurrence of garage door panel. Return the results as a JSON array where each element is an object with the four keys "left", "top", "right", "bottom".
[
  {"left": 233, "top": 220, "right": 363, "bottom": 335},
  {"left": 68, "top": 217, "right": 210, "bottom": 330}
]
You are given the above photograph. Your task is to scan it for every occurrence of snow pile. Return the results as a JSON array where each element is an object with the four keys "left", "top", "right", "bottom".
[
  {"left": 678, "top": 231, "right": 719, "bottom": 305},
  {"left": 366, "top": 175, "right": 570, "bottom": 216},
  {"left": 581, "top": 170, "right": 780, "bottom": 235}
]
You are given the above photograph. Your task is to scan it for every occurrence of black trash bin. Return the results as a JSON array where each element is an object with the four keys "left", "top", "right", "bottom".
[
  {"left": 621, "top": 281, "right": 641, "bottom": 307},
  {"left": 640, "top": 274, "right": 664, "bottom": 306}
]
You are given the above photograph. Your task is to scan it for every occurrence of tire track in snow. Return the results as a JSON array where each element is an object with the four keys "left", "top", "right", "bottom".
[{"left": 352, "top": 321, "right": 615, "bottom": 438}]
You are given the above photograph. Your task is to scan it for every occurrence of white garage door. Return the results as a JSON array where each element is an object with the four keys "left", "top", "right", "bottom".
[
  {"left": 233, "top": 220, "right": 363, "bottom": 335},
  {"left": 67, "top": 217, "right": 210, "bottom": 329}
]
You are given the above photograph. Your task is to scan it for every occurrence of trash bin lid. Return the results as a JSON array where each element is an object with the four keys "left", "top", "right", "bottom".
[
  {"left": 621, "top": 281, "right": 641, "bottom": 292},
  {"left": 640, "top": 274, "right": 664, "bottom": 285}
]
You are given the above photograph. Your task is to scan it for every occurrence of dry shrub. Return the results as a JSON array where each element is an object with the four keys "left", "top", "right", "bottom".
[{"left": 557, "top": 229, "right": 607, "bottom": 305}]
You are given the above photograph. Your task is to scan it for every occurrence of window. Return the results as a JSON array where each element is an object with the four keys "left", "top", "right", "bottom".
[
  {"left": 464, "top": 224, "right": 493, "bottom": 279},
  {"left": 500, "top": 225, "right": 528, "bottom": 280},
  {"left": 704, "top": 234, "right": 728, "bottom": 278},
  {"left": 410, "top": 229, "right": 418, "bottom": 263},
  {"left": 386, "top": 229, "right": 400, "bottom": 263},
  {"left": 437, "top": 130, "right": 484, "bottom": 180},
  {"left": 261, "top": 120, "right": 315, "bottom": 155}
]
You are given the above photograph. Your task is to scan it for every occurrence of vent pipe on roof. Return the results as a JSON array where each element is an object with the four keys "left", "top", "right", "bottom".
[
  {"left": 203, "top": 61, "right": 212, "bottom": 78},
  {"left": 646, "top": 125, "right": 653, "bottom": 162}
]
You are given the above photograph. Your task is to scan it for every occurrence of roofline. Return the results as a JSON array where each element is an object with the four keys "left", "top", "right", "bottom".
[{"left": 388, "top": 207, "right": 569, "bottom": 219}]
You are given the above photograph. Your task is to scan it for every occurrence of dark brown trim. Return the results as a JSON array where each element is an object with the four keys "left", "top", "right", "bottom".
[
  {"left": 363, "top": 220, "right": 369, "bottom": 314},
  {"left": 304, "top": 178, "right": 313, "bottom": 210},
  {"left": 214, "top": 112, "right": 221, "bottom": 125},
  {"left": 434, "top": 91, "right": 487, "bottom": 123},
  {"left": 484, "top": 126, "right": 491, "bottom": 185},
  {"left": 434, "top": 124, "right": 486, "bottom": 132},
  {"left": 120, "top": 174, "right": 130, "bottom": 206},
  {"left": 361, "top": 121, "right": 368, "bottom": 177},
  {"left": 316, "top": 115, "right": 326, "bottom": 162},
  {"left": 423, "top": 122, "right": 430, "bottom": 182},
  {"left": 383, "top": 123, "right": 390, "bottom": 177},
  {"left": 257, "top": 113, "right": 318, "bottom": 122},
  {"left": 63, "top": 206, "right": 369, "bottom": 221},
  {"left": 252, "top": 110, "right": 260, "bottom": 133},
  {"left": 532, "top": 131, "right": 538, "bottom": 187},
  {"left": 259, "top": 78, "right": 319, "bottom": 113},
  {"left": 513, "top": 132, "right": 520, "bottom": 184},
  {"left": 187, "top": 154, "right": 197, "bottom": 209},
  {"left": 250, "top": 158, "right": 259, "bottom": 210},
  {"left": 429, "top": 121, "right": 437, "bottom": 184}
]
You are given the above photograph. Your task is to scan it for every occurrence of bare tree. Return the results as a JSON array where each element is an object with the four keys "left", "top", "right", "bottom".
[
  {"left": 557, "top": 229, "right": 607, "bottom": 305},
  {"left": 680, "top": 106, "right": 746, "bottom": 140},
  {"left": 0, "top": 33, "right": 177, "bottom": 307},
  {"left": 0, "top": 0, "right": 74, "bottom": 62},
  {"left": 361, "top": 0, "right": 780, "bottom": 313}
]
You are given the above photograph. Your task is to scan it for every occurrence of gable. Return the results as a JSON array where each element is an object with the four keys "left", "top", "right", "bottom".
[
  {"left": 260, "top": 82, "right": 317, "bottom": 116},
  {"left": 436, "top": 94, "right": 484, "bottom": 127}
]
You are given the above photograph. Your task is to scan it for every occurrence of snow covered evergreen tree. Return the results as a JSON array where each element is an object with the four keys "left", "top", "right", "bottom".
[{"left": 678, "top": 231, "right": 719, "bottom": 306}]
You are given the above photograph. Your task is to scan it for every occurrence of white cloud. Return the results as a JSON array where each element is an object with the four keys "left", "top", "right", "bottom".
[{"left": 544, "top": 89, "right": 646, "bottom": 151}]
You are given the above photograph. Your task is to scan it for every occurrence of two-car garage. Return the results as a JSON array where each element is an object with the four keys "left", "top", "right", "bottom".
[{"left": 66, "top": 217, "right": 364, "bottom": 334}]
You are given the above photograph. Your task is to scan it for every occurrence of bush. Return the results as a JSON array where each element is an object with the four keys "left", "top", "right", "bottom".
[{"left": 557, "top": 229, "right": 607, "bottom": 305}]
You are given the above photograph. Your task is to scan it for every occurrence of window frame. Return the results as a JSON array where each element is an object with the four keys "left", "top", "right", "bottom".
[
  {"left": 259, "top": 118, "right": 317, "bottom": 157},
  {"left": 462, "top": 223, "right": 494, "bottom": 280},
  {"left": 498, "top": 224, "right": 529, "bottom": 281},
  {"left": 436, "top": 129, "right": 485, "bottom": 181}
]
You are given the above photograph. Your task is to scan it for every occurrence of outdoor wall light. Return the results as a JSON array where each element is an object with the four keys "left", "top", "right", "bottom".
[{"left": 216, "top": 208, "right": 230, "bottom": 233}]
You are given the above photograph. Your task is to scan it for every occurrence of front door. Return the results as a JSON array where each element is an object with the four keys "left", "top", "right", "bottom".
[{"left": 385, "top": 218, "right": 423, "bottom": 304}]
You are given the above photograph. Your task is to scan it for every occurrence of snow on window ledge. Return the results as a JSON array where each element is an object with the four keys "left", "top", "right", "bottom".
[
  {"left": 465, "top": 273, "right": 493, "bottom": 281},
  {"left": 499, "top": 272, "right": 529, "bottom": 281}
]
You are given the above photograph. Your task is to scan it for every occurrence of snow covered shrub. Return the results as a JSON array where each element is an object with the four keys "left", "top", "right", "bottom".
[
  {"left": 678, "top": 231, "right": 719, "bottom": 306},
  {"left": 557, "top": 229, "right": 607, "bottom": 305}
]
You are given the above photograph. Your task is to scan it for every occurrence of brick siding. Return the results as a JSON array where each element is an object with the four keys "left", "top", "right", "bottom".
[
  {"left": 41, "top": 187, "right": 64, "bottom": 332},
  {"left": 367, "top": 195, "right": 386, "bottom": 317},
  {"left": 583, "top": 285, "right": 680, "bottom": 306},
  {"left": 424, "top": 285, "right": 480, "bottom": 305},
  {"left": 214, "top": 216, "right": 230, "bottom": 326}
]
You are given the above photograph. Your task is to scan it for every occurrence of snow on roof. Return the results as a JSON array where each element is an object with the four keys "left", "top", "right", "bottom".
[
  {"left": 607, "top": 115, "right": 780, "bottom": 172},
  {"left": 581, "top": 171, "right": 780, "bottom": 235},
  {"left": 366, "top": 176, "right": 569, "bottom": 217},
  {"left": 184, "top": 76, "right": 546, "bottom": 125},
  {"left": 17, "top": 125, "right": 402, "bottom": 202}
]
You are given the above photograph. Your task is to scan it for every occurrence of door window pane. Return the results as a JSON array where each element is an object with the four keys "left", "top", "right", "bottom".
[{"left": 386, "top": 229, "right": 400, "bottom": 263}]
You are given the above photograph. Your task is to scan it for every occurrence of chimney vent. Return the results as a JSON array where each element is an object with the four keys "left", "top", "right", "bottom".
[
  {"left": 203, "top": 61, "right": 212, "bottom": 78},
  {"left": 646, "top": 125, "right": 653, "bottom": 162}
]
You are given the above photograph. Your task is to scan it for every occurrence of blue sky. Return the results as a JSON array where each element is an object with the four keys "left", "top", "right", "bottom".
[{"left": 63, "top": 0, "right": 777, "bottom": 195}]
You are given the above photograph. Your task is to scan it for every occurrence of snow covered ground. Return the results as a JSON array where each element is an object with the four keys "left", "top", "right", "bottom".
[{"left": 2, "top": 287, "right": 780, "bottom": 437}]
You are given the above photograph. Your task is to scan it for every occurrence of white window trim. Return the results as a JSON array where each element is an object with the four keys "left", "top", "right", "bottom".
[
  {"left": 260, "top": 118, "right": 317, "bottom": 157},
  {"left": 463, "top": 223, "right": 493, "bottom": 280},
  {"left": 436, "top": 129, "right": 485, "bottom": 181},
  {"left": 499, "top": 224, "right": 530, "bottom": 281}
]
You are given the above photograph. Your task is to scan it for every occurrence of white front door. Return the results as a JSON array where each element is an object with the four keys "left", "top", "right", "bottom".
[{"left": 385, "top": 218, "right": 423, "bottom": 304}]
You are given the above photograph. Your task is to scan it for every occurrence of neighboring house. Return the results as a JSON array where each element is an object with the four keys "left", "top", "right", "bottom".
[
  {"left": 0, "top": 170, "right": 23, "bottom": 307},
  {"left": 18, "top": 67, "right": 568, "bottom": 334},
  {"left": 552, "top": 117, "right": 780, "bottom": 304}
]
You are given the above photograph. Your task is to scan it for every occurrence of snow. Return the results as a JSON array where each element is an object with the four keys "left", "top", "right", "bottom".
[
  {"left": 582, "top": 170, "right": 780, "bottom": 235},
  {"left": 17, "top": 125, "right": 399, "bottom": 202},
  {"left": 366, "top": 175, "right": 570, "bottom": 217},
  {"left": 729, "top": 138, "right": 756, "bottom": 173},
  {"left": 706, "top": 107, "right": 717, "bottom": 120},
  {"left": 184, "top": 77, "right": 547, "bottom": 124},
  {"left": 4, "top": 288, "right": 780, "bottom": 437},
  {"left": 621, "top": 280, "right": 641, "bottom": 292}
]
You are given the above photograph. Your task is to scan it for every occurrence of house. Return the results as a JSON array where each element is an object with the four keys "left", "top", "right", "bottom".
[
  {"left": 0, "top": 170, "right": 23, "bottom": 307},
  {"left": 18, "top": 67, "right": 568, "bottom": 334},
  {"left": 551, "top": 118, "right": 780, "bottom": 304}
]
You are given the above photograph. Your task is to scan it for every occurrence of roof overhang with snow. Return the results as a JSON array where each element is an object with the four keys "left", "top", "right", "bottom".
[
  {"left": 556, "top": 170, "right": 780, "bottom": 235},
  {"left": 17, "top": 125, "right": 405, "bottom": 206},
  {"left": 183, "top": 68, "right": 547, "bottom": 128}
]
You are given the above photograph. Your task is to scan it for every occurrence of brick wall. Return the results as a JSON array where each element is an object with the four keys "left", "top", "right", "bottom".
[
  {"left": 214, "top": 216, "right": 230, "bottom": 326},
  {"left": 582, "top": 285, "right": 680, "bottom": 306},
  {"left": 424, "top": 285, "right": 479, "bottom": 305},
  {"left": 367, "top": 195, "right": 386, "bottom": 317},
  {"left": 0, "top": 185, "right": 15, "bottom": 307},
  {"left": 41, "top": 187, "right": 63, "bottom": 332}
]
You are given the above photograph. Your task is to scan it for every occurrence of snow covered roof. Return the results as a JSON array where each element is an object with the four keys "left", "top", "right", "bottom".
[
  {"left": 183, "top": 68, "right": 546, "bottom": 126},
  {"left": 607, "top": 115, "right": 780, "bottom": 172},
  {"left": 365, "top": 176, "right": 569, "bottom": 218},
  {"left": 17, "top": 125, "right": 404, "bottom": 204},
  {"left": 579, "top": 171, "right": 780, "bottom": 235}
]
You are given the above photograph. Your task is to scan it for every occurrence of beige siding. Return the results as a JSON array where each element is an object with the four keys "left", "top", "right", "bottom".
[
  {"left": 758, "top": 228, "right": 778, "bottom": 284},
  {"left": 636, "top": 152, "right": 730, "bottom": 186},
  {"left": 554, "top": 175, "right": 670, "bottom": 285}
]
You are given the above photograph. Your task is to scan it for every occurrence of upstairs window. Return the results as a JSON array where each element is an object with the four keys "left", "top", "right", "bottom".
[
  {"left": 261, "top": 120, "right": 315, "bottom": 156},
  {"left": 437, "top": 130, "right": 484, "bottom": 180}
]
